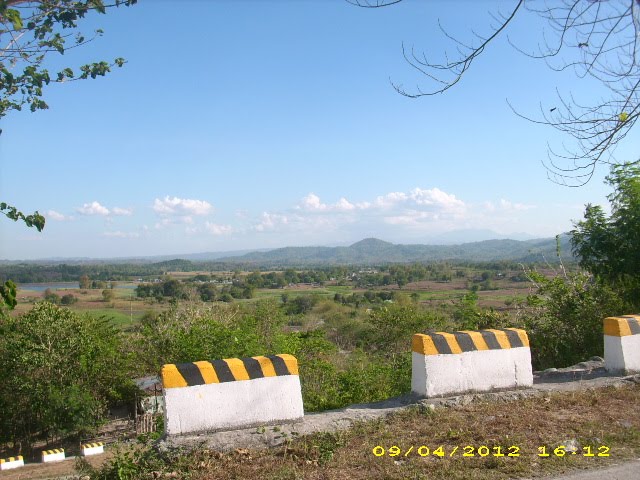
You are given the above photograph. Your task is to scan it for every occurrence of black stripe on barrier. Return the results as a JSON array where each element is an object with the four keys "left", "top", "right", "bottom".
[
  {"left": 479, "top": 330, "right": 502, "bottom": 350},
  {"left": 175, "top": 363, "right": 205, "bottom": 386},
  {"left": 502, "top": 329, "right": 524, "bottom": 348},
  {"left": 453, "top": 332, "right": 477, "bottom": 352},
  {"left": 428, "top": 334, "right": 453, "bottom": 354},
  {"left": 622, "top": 317, "right": 640, "bottom": 335},
  {"left": 211, "top": 359, "right": 236, "bottom": 382},
  {"left": 242, "top": 357, "right": 265, "bottom": 379},
  {"left": 269, "top": 355, "right": 291, "bottom": 376}
]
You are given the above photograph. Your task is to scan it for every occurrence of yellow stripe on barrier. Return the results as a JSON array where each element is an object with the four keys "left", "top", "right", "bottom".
[
  {"left": 459, "top": 330, "right": 490, "bottom": 351},
  {"left": 0, "top": 456, "right": 23, "bottom": 463},
  {"left": 43, "top": 449, "right": 64, "bottom": 455},
  {"left": 254, "top": 355, "right": 278, "bottom": 377},
  {"left": 193, "top": 361, "right": 220, "bottom": 384},
  {"left": 412, "top": 334, "right": 439, "bottom": 355},
  {"left": 277, "top": 354, "right": 299, "bottom": 375},
  {"left": 162, "top": 354, "right": 300, "bottom": 388},
  {"left": 486, "top": 329, "right": 511, "bottom": 349},
  {"left": 161, "top": 364, "right": 189, "bottom": 389},
  {"left": 82, "top": 442, "right": 104, "bottom": 449},
  {"left": 224, "top": 358, "right": 251, "bottom": 381},
  {"left": 604, "top": 316, "right": 640, "bottom": 337},
  {"left": 439, "top": 332, "right": 463, "bottom": 354},
  {"left": 412, "top": 328, "right": 530, "bottom": 355}
]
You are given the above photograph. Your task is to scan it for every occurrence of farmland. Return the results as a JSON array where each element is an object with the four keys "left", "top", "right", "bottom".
[{"left": 9, "top": 264, "right": 542, "bottom": 330}]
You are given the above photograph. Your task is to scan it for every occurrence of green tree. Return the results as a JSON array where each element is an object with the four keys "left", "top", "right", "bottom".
[
  {"left": 0, "top": 202, "right": 45, "bottom": 231},
  {"left": 571, "top": 163, "right": 640, "bottom": 305},
  {"left": 60, "top": 293, "right": 76, "bottom": 305},
  {"left": 517, "top": 271, "right": 627, "bottom": 369},
  {"left": 0, "top": 0, "right": 136, "bottom": 118},
  {"left": 101, "top": 288, "right": 113, "bottom": 302},
  {"left": 42, "top": 287, "right": 60, "bottom": 304},
  {"left": 0, "top": 279, "right": 17, "bottom": 312},
  {"left": 0, "top": 302, "right": 135, "bottom": 452},
  {"left": 79, "top": 274, "right": 91, "bottom": 289}
]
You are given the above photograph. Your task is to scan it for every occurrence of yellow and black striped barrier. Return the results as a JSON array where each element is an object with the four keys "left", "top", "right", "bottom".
[
  {"left": 412, "top": 328, "right": 533, "bottom": 397},
  {"left": 82, "top": 442, "right": 105, "bottom": 456},
  {"left": 412, "top": 328, "right": 529, "bottom": 356},
  {"left": 604, "top": 315, "right": 640, "bottom": 337},
  {"left": 604, "top": 315, "right": 640, "bottom": 373},
  {"left": 162, "top": 353, "right": 304, "bottom": 435},
  {"left": 162, "top": 353, "right": 299, "bottom": 389},
  {"left": 82, "top": 442, "right": 104, "bottom": 449},
  {"left": 0, "top": 455, "right": 24, "bottom": 470},
  {"left": 42, "top": 448, "right": 65, "bottom": 463}
]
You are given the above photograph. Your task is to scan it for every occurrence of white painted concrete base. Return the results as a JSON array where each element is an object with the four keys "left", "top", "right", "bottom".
[
  {"left": 605, "top": 334, "right": 640, "bottom": 373},
  {"left": 412, "top": 347, "right": 533, "bottom": 398},
  {"left": 82, "top": 444, "right": 105, "bottom": 456},
  {"left": 0, "top": 457, "right": 24, "bottom": 470},
  {"left": 164, "top": 375, "right": 304, "bottom": 435},
  {"left": 41, "top": 451, "right": 65, "bottom": 463}
]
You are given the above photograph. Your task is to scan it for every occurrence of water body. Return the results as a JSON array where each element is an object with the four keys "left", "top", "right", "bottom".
[{"left": 19, "top": 282, "right": 137, "bottom": 292}]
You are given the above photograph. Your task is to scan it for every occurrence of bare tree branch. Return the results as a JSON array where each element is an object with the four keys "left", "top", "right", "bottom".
[{"left": 351, "top": 0, "right": 640, "bottom": 186}]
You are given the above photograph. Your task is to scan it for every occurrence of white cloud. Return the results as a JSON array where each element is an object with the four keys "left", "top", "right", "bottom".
[
  {"left": 409, "top": 187, "right": 465, "bottom": 211},
  {"left": 74, "top": 202, "right": 134, "bottom": 217},
  {"left": 103, "top": 231, "right": 140, "bottom": 239},
  {"left": 47, "top": 210, "right": 73, "bottom": 221},
  {"left": 498, "top": 198, "right": 534, "bottom": 211},
  {"left": 254, "top": 212, "right": 289, "bottom": 232},
  {"left": 299, "top": 193, "right": 360, "bottom": 212},
  {"left": 112, "top": 207, "right": 134, "bottom": 216},
  {"left": 76, "top": 201, "right": 110, "bottom": 216},
  {"left": 205, "top": 222, "right": 233, "bottom": 236},
  {"left": 153, "top": 196, "right": 213, "bottom": 216},
  {"left": 252, "top": 187, "right": 544, "bottom": 240}
]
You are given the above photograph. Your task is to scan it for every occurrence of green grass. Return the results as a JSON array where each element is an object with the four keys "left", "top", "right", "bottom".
[{"left": 81, "top": 308, "right": 141, "bottom": 328}]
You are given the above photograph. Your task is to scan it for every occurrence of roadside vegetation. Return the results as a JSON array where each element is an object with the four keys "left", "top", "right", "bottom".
[
  {"left": 0, "top": 164, "right": 639, "bottom": 477},
  {"left": 78, "top": 384, "right": 640, "bottom": 480}
]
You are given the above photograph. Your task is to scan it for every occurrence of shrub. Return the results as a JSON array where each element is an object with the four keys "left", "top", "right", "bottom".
[{"left": 0, "top": 302, "right": 136, "bottom": 452}]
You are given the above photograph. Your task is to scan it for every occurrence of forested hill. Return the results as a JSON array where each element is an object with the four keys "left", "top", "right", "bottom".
[{"left": 218, "top": 235, "right": 574, "bottom": 267}]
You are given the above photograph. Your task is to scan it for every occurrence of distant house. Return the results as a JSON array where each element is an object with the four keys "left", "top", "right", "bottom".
[{"left": 134, "top": 376, "right": 164, "bottom": 414}]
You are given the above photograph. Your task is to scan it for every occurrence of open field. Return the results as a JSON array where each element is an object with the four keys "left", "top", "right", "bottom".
[
  {"left": 13, "top": 283, "right": 168, "bottom": 329},
  {"left": 11, "top": 267, "right": 542, "bottom": 328}
]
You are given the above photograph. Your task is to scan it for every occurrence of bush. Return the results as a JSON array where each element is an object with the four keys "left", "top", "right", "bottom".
[
  {"left": 0, "top": 302, "right": 136, "bottom": 452},
  {"left": 60, "top": 293, "right": 77, "bottom": 305},
  {"left": 517, "top": 272, "right": 628, "bottom": 369}
]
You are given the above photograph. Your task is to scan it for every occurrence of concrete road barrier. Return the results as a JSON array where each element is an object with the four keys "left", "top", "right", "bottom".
[
  {"left": 162, "top": 354, "right": 304, "bottom": 435},
  {"left": 0, "top": 456, "right": 24, "bottom": 470},
  {"left": 412, "top": 328, "right": 533, "bottom": 398},
  {"left": 41, "top": 448, "right": 65, "bottom": 463},
  {"left": 81, "top": 442, "right": 105, "bottom": 456},
  {"left": 604, "top": 315, "right": 640, "bottom": 373}
]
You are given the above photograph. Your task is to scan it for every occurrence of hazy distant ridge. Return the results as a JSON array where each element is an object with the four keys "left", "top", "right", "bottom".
[{"left": 217, "top": 235, "right": 573, "bottom": 266}]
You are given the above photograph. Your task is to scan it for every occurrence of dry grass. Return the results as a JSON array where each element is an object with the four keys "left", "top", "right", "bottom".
[{"left": 92, "top": 383, "right": 640, "bottom": 480}]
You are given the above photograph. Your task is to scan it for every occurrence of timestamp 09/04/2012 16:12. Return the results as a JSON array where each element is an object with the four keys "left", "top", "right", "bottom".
[{"left": 371, "top": 445, "right": 611, "bottom": 458}]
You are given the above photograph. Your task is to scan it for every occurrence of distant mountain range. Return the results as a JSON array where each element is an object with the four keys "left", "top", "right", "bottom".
[
  {"left": 212, "top": 235, "right": 574, "bottom": 267},
  {"left": 1, "top": 235, "right": 575, "bottom": 266}
]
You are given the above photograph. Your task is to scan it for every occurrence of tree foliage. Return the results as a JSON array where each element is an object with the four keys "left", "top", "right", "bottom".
[
  {"left": 0, "top": 0, "right": 136, "bottom": 118},
  {"left": 0, "top": 201, "right": 45, "bottom": 231},
  {"left": 571, "top": 163, "right": 640, "bottom": 303},
  {"left": 518, "top": 271, "right": 627, "bottom": 369},
  {"left": 0, "top": 302, "right": 136, "bottom": 452}
]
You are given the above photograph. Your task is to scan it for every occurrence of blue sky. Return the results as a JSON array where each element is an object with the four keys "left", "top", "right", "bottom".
[{"left": 0, "top": 0, "right": 634, "bottom": 260}]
